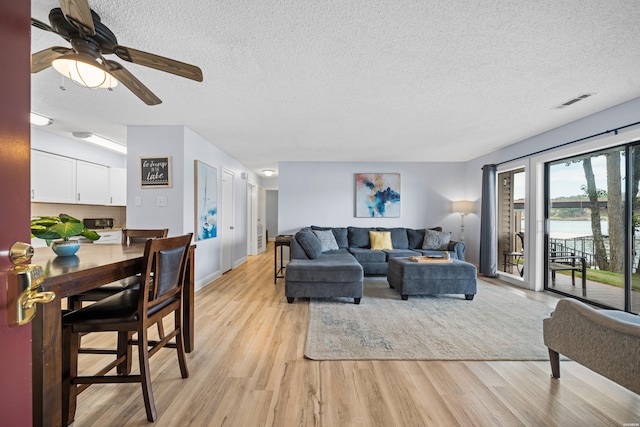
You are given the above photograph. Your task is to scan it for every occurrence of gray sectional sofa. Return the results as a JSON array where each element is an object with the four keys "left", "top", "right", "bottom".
[{"left": 284, "top": 225, "right": 466, "bottom": 303}]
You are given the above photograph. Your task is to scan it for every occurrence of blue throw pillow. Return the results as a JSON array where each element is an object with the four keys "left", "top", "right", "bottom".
[{"left": 296, "top": 229, "right": 323, "bottom": 259}]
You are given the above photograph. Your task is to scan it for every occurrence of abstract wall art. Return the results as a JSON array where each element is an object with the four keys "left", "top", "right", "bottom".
[
  {"left": 195, "top": 160, "right": 218, "bottom": 240},
  {"left": 355, "top": 173, "right": 401, "bottom": 217}
]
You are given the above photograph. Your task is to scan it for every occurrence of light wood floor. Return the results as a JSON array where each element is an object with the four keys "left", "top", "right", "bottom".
[{"left": 73, "top": 244, "right": 640, "bottom": 426}]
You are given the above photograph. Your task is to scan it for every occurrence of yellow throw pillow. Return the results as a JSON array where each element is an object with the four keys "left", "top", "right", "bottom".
[{"left": 369, "top": 231, "right": 393, "bottom": 250}]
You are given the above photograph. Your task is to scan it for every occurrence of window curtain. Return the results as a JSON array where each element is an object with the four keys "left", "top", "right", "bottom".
[{"left": 479, "top": 164, "right": 497, "bottom": 277}]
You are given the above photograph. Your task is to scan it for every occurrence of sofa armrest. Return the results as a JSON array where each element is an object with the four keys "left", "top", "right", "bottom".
[
  {"left": 448, "top": 240, "right": 466, "bottom": 261},
  {"left": 543, "top": 298, "right": 640, "bottom": 394},
  {"left": 289, "top": 236, "right": 310, "bottom": 259}
]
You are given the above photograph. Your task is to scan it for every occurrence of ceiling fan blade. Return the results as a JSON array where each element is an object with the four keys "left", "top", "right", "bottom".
[
  {"left": 113, "top": 45, "right": 203, "bottom": 82},
  {"left": 31, "top": 18, "right": 54, "bottom": 32},
  {"left": 105, "top": 60, "right": 162, "bottom": 106},
  {"left": 59, "top": 0, "right": 95, "bottom": 36},
  {"left": 31, "top": 46, "right": 72, "bottom": 73}
]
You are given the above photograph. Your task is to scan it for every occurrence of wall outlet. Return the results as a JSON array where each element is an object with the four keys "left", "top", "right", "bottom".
[{"left": 156, "top": 196, "right": 168, "bottom": 207}]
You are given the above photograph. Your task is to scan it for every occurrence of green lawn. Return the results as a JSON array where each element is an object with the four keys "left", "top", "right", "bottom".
[{"left": 562, "top": 268, "right": 640, "bottom": 291}]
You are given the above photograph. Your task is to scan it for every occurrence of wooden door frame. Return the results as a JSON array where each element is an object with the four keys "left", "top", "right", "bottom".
[{"left": 0, "top": 2, "right": 34, "bottom": 426}]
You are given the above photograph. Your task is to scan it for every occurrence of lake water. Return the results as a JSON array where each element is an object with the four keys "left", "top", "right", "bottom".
[{"left": 548, "top": 219, "right": 609, "bottom": 238}]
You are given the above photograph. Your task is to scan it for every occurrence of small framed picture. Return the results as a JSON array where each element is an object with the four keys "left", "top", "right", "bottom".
[{"left": 140, "top": 156, "right": 171, "bottom": 188}]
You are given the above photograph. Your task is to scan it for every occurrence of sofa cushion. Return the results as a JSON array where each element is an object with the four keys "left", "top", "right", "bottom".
[
  {"left": 384, "top": 249, "right": 421, "bottom": 259},
  {"left": 311, "top": 226, "right": 348, "bottom": 248},
  {"left": 348, "top": 247, "right": 387, "bottom": 263},
  {"left": 369, "top": 231, "right": 393, "bottom": 250},
  {"left": 348, "top": 227, "right": 373, "bottom": 248},
  {"left": 407, "top": 228, "right": 425, "bottom": 249},
  {"left": 313, "top": 229, "right": 339, "bottom": 252},
  {"left": 422, "top": 229, "right": 451, "bottom": 250},
  {"left": 296, "top": 229, "right": 323, "bottom": 259},
  {"left": 377, "top": 227, "right": 409, "bottom": 249},
  {"left": 285, "top": 253, "right": 363, "bottom": 283}
]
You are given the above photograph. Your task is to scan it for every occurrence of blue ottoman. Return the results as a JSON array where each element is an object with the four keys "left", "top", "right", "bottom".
[{"left": 387, "top": 258, "right": 477, "bottom": 300}]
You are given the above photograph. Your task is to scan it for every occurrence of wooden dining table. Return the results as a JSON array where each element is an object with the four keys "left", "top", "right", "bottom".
[{"left": 30, "top": 243, "right": 196, "bottom": 427}]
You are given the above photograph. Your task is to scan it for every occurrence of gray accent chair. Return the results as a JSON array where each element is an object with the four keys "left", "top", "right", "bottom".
[{"left": 543, "top": 298, "right": 640, "bottom": 395}]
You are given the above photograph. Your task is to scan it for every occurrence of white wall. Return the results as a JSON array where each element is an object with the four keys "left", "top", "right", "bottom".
[
  {"left": 127, "top": 126, "right": 185, "bottom": 235},
  {"left": 278, "top": 161, "right": 468, "bottom": 238},
  {"left": 127, "top": 125, "right": 259, "bottom": 291}
]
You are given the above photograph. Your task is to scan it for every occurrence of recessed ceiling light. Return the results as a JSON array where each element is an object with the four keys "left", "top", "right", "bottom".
[
  {"left": 72, "top": 132, "right": 127, "bottom": 154},
  {"left": 30, "top": 112, "right": 52, "bottom": 126}
]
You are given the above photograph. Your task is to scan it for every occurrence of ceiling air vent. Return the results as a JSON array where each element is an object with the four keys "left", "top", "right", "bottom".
[{"left": 554, "top": 93, "right": 594, "bottom": 109}]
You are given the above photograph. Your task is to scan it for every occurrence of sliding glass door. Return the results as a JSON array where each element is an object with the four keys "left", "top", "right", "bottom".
[{"left": 546, "top": 144, "right": 637, "bottom": 313}]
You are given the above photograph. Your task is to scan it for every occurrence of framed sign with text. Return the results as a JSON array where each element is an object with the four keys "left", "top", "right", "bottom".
[{"left": 140, "top": 156, "right": 171, "bottom": 188}]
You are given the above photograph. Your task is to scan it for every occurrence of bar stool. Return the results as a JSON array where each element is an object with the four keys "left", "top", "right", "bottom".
[{"left": 61, "top": 234, "right": 192, "bottom": 424}]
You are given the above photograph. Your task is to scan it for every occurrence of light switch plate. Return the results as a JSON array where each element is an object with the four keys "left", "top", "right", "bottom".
[{"left": 135, "top": 196, "right": 142, "bottom": 206}]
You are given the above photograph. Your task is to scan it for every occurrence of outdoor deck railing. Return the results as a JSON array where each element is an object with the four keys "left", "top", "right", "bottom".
[{"left": 550, "top": 237, "right": 597, "bottom": 269}]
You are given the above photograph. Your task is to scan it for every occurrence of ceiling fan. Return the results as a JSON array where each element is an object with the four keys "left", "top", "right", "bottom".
[{"left": 31, "top": 0, "right": 203, "bottom": 105}]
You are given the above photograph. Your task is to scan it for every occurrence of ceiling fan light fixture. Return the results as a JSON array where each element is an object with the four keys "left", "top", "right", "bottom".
[
  {"left": 72, "top": 131, "right": 127, "bottom": 154},
  {"left": 52, "top": 54, "right": 118, "bottom": 89},
  {"left": 263, "top": 169, "right": 275, "bottom": 177}
]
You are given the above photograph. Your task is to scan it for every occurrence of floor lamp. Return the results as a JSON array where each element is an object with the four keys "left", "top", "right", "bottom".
[{"left": 451, "top": 201, "right": 476, "bottom": 242}]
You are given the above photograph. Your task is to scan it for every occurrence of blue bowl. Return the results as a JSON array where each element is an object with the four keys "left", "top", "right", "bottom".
[{"left": 51, "top": 240, "right": 80, "bottom": 257}]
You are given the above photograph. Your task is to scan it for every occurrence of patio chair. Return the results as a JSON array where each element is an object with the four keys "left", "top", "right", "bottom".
[
  {"left": 502, "top": 231, "right": 524, "bottom": 277},
  {"left": 549, "top": 250, "right": 587, "bottom": 292}
]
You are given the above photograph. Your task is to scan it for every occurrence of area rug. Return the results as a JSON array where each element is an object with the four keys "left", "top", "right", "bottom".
[{"left": 305, "top": 278, "right": 557, "bottom": 361}]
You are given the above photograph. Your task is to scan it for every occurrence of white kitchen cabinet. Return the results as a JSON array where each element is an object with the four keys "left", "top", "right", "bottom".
[
  {"left": 109, "top": 167, "right": 127, "bottom": 206},
  {"left": 31, "top": 150, "right": 77, "bottom": 203},
  {"left": 92, "top": 229, "right": 123, "bottom": 244},
  {"left": 76, "top": 160, "right": 110, "bottom": 205}
]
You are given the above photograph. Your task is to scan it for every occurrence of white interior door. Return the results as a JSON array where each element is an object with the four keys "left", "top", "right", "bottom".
[{"left": 221, "top": 169, "right": 234, "bottom": 273}]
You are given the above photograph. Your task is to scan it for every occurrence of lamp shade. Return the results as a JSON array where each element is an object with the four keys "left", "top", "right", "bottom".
[
  {"left": 451, "top": 200, "right": 476, "bottom": 214},
  {"left": 52, "top": 53, "right": 118, "bottom": 89}
]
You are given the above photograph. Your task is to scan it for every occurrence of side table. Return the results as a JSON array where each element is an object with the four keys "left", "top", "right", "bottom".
[{"left": 274, "top": 234, "right": 293, "bottom": 284}]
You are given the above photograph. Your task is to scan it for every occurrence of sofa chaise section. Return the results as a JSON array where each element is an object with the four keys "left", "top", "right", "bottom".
[{"left": 285, "top": 234, "right": 363, "bottom": 304}]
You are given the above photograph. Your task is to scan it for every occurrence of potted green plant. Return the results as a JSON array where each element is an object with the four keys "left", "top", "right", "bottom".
[{"left": 31, "top": 214, "right": 100, "bottom": 256}]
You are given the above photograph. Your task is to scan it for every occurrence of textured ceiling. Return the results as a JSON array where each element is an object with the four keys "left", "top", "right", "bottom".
[{"left": 30, "top": 0, "right": 640, "bottom": 176}]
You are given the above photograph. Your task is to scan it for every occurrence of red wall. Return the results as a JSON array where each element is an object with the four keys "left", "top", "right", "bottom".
[{"left": 0, "top": 2, "right": 34, "bottom": 426}]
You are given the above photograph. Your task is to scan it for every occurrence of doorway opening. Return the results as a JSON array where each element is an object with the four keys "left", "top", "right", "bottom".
[{"left": 498, "top": 168, "right": 525, "bottom": 278}]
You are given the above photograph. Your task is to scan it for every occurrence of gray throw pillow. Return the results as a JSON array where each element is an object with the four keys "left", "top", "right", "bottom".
[
  {"left": 422, "top": 229, "right": 451, "bottom": 250},
  {"left": 311, "top": 226, "right": 348, "bottom": 248},
  {"left": 313, "top": 229, "right": 339, "bottom": 252},
  {"left": 296, "top": 229, "right": 323, "bottom": 259}
]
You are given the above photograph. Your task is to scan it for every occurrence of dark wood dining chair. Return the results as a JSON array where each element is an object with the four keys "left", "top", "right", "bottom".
[
  {"left": 61, "top": 233, "right": 193, "bottom": 425},
  {"left": 67, "top": 228, "right": 168, "bottom": 310},
  {"left": 122, "top": 228, "right": 170, "bottom": 246}
]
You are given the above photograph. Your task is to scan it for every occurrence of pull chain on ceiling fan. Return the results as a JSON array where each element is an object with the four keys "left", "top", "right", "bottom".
[{"left": 31, "top": 0, "right": 203, "bottom": 105}]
